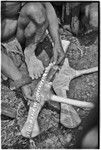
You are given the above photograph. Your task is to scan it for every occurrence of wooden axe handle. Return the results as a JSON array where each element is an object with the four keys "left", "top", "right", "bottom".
[
  {"left": 48, "top": 47, "right": 68, "bottom": 82},
  {"left": 75, "top": 66, "right": 98, "bottom": 78},
  {"left": 50, "top": 94, "right": 94, "bottom": 109}
]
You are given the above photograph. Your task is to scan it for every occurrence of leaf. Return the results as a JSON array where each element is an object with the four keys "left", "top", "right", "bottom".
[{"left": 60, "top": 103, "right": 81, "bottom": 128}]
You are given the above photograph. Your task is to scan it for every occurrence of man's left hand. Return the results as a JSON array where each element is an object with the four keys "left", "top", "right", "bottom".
[
  {"left": 53, "top": 44, "right": 65, "bottom": 65},
  {"left": 22, "top": 84, "right": 34, "bottom": 101}
]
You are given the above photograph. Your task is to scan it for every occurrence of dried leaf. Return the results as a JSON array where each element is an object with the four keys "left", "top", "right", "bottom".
[{"left": 60, "top": 103, "right": 81, "bottom": 128}]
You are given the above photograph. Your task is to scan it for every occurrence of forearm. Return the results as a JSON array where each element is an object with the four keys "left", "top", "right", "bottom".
[
  {"left": 16, "top": 27, "right": 25, "bottom": 48},
  {"left": 44, "top": 3, "right": 61, "bottom": 46},
  {"left": 1, "top": 51, "right": 22, "bottom": 81},
  {"left": 1, "top": 51, "right": 32, "bottom": 89},
  {"left": 24, "top": 44, "right": 37, "bottom": 66}
]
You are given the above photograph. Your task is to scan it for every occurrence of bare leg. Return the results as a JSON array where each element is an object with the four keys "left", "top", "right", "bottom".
[{"left": 24, "top": 22, "right": 48, "bottom": 79}]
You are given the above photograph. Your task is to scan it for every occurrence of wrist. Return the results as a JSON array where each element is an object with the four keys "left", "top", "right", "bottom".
[
  {"left": 10, "top": 75, "right": 32, "bottom": 90},
  {"left": 21, "top": 83, "right": 30, "bottom": 90},
  {"left": 54, "top": 37, "right": 62, "bottom": 47},
  {"left": 54, "top": 41, "right": 62, "bottom": 49}
]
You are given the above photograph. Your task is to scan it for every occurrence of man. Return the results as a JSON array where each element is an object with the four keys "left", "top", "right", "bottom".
[
  {"left": 1, "top": 2, "right": 33, "bottom": 99},
  {"left": 16, "top": 2, "right": 64, "bottom": 79},
  {"left": 1, "top": 2, "right": 64, "bottom": 99}
]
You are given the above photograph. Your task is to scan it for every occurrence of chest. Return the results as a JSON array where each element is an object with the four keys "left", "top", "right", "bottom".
[{"left": 1, "top": 2, "right": 21, "bottom": 19}]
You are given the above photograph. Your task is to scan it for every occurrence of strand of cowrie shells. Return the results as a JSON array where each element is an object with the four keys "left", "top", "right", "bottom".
[{"left": 21, "top": 62, "right": 55, "bottom": 138}]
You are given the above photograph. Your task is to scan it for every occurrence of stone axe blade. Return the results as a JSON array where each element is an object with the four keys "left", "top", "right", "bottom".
[
  {"left": 1, "top": 102, "right": 17, "bottom": 119},
  {"left": 53, "top": 58, "right": 98, "bottom": 91},
  {"left": 52, "top": 58, "right": 97, "bottom": 128}
]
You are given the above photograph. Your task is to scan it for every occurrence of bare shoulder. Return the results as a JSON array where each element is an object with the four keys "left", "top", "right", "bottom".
[
  {"left": 21, "top": 2, "right": 45, "bottom": 15},
  {"left": 42, "top": 2, "right": 53, "bottom": 8},
  {"left": 42, "top": 2, "right": 51, "bottom": 7}
]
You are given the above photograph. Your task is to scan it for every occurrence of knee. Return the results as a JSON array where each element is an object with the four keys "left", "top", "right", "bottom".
[
  {"left": 29, "top": 3, "right": 47, "bottom": 25},
  {"left": 89, "top": 3, "right": 98, "bottom": 28},
  {"left": 1, "top": 50, "right": 8, "bottom": 68}
]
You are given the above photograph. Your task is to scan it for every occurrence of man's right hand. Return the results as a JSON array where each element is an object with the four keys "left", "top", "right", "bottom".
[{"left": 52, "top": 44, "right": 65, "bottom": 65}]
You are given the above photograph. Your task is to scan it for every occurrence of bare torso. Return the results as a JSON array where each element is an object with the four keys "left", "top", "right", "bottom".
[
  {"left": 1, "top": 2, "right": 21, "bottom": 42},
  {"left": 2, "top": 18, "right": 18, "bottom": 42},
  {"left": 16, "top": 2, "right": 48, "bottom": 47},
  {"left": 2, "top": 2, "right": 50, "bottom": 82}
]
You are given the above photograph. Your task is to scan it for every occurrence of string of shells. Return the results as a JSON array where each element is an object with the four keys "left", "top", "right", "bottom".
[{"left": 21, "top": 62, "right": 55, "bottom": 138}]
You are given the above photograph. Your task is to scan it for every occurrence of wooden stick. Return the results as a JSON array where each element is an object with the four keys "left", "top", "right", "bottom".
[
  {"left": 1, "top": 102, "right": 16, "bottom": 118},
  {"left": 50, "top": 95, "right": 94, "bottom": 108},
  {"left": 75, "top": 67, "right": 98, "bottom": 78}
]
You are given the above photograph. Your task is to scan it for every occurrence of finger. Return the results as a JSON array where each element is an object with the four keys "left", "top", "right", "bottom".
[
  {"left": 54, "top": 54, "right": 58, "bottom": 64},
  {"left": 38, "top": 71, "right": 41, "bottom": 78},
  {"left": 57, "top": 55, "right": 65, "bottom": 65},
  {"left": 35, "top": 73, "right": 38, "bottom": 79},
  {"left": 30, "top": 73, "right": 35, "bottom": 80},
  {"left": 40, "top": 68, "right": 44, "bottom": 75},
  {"left": 38, "top": 67, "right": 43, "bottom": 78},
  {"left": 29, "top": 68, "right": 35, "bottom": 79},
  {"left": 40, "top": 70, "right": 43, "bottom": 76},
  {"left": 26, "top": 95, "right": 34, "bottom": 101},
  {"left": 35, "top": 69, "right": 39, "bottom": 79},
  {"left": 36, "top": 72, "right": 40, "bottom": 79},
  {"left": 35, "top": 75, "right": 38, "bottom": 79},
  {"left": 53, "top": 50, "right": 58, "bottom": 63},
  {"left": 57, "top": 57, "right": 62, "bottom": 64},
  {"left": 40, "top": 66, "right": 44, "bottom": 74},
  {"left": 48, "top": 82, "right": 53, "bottom": 87},
  {"left": 50, "top": 56, "right": 54, "bottom": 63},
  {"left": 41, "top": 65, "right": 44, "bottom": 71}
]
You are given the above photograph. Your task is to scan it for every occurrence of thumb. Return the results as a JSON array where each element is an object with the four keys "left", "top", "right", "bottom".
[
  {"left": 50, "top": 56, "right": 54, "bottom": 63},
  {"left": 26, "top": 95, "right": 34, "bottom": 101},
  {"left": 57, "top": 56, "right": 64, "bottom": 65},
  {"left": 53, "top": 50, "right": 58, "bottom": 64}
]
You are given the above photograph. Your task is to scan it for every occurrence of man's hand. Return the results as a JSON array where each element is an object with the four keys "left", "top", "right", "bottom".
[
  {"left": 22, "top": 84, "right": 34, "bottom": 101},
  {"left": 53, "top": 44, "right": 65, "bottom": 65}
]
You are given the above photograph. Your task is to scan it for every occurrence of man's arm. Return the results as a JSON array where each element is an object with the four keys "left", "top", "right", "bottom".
[
  {"left": 1, "top": 49, "right": 32, "bottom": 88},
  {"left": 16, "top": 26, "right": 25, "bottom": 48},
  {"left": 1, "top": 50, "right": 33, "bottom": 100},
  {"left": 44, "top": 2, "right": 64, "bottom": 64},
  {"left": 44, "top": 2, "right": 61, "bottom": 46}
]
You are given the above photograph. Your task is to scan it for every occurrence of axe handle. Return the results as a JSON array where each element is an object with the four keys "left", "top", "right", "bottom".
[
  {"left": 75, "top": 67, "right": 98, "bottom": 78},
  {"left": 50, "top": 94, "right": 94, "bottom": 109},
  {"left": 48, "top": 48, "right": 68, "bottom": 82}
]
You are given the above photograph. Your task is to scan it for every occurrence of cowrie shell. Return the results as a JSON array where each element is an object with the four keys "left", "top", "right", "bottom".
[{"left": 29, "top": 119, "right": 33, "bottom": 124}]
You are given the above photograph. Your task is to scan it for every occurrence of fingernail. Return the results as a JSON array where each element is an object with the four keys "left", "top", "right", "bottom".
[
  {"left": 53, "top": 62, "right": 56, "bottom": 65},
  {"left": 32, "top": 76, "right": 34, "bottom": 79}
]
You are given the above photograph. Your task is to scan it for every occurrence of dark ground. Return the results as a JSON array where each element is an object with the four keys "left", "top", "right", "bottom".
[{"left": 1, "top": 31, "right": 98, "bottom": 148}]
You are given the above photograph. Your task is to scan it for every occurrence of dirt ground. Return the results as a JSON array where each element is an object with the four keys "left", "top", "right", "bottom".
[{"left": 1, "top": 32, "right": 98, "bottom": 148}]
